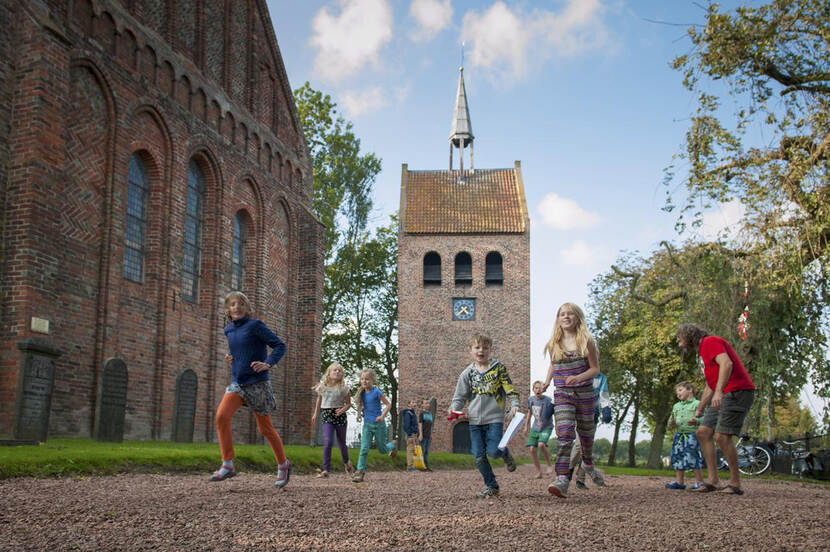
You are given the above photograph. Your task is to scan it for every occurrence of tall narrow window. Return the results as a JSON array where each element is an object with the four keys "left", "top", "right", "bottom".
[
  {"left": 231, "top": 212, "right": 246, "bottom": 290},
  {"left": 123, "top": 154, "right": 148, "bottom": 282},
  {"left": 485, "top": 251, "right": 504, "bottom": 285},
  {"left": 454, "top": 252, "right": 472, "bottom": 286},
  {"left": 182, "top": 160, "right": 204, "bottom": 301},
  {"left": 423, "top": 252, "right": 441, "bottom": 286}
]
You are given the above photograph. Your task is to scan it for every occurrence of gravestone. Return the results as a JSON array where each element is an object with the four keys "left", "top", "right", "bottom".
[
  {"left": 172, "top": 369, "right": 198, "bottom": 442},
  {"left": 14, "top": 338, "right": 62, "bottom": 442},
  {"left": 94, "top": 358, "right": 128, "bottom": 442}
]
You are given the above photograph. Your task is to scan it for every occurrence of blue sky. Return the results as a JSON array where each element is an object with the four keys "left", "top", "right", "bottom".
[{"left": 266, "top": 1, "right": 827, "bottom": 436}]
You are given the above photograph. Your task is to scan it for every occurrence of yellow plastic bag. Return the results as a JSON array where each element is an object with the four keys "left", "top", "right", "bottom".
[{"left": 413, "top": 444, "right": 426, "bottom": 471}]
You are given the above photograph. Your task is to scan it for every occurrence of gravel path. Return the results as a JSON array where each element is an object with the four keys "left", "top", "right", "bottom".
[{"left": 1, "top": 465, "right": 828, "bottom": 551}]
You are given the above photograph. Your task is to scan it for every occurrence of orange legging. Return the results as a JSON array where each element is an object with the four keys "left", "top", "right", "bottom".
[{"left": 215, "top": 392, "right": 286, "bottom": 464}]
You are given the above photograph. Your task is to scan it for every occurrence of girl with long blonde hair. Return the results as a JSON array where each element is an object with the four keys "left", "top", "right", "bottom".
[
  {"left": 311, "top": 362, "right": 354, "bottom": 477},
  {"left": 542, "top": 302, "right": 604, "bottom": 498}
]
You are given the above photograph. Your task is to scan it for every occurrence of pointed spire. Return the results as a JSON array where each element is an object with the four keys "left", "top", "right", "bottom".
[{"left": 449, "top": 66, "right": 474, "bottom": 171}]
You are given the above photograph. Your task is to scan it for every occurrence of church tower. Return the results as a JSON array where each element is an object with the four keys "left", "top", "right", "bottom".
[{"left": 397, "top": 67, "right": 530, "bottom": 454}]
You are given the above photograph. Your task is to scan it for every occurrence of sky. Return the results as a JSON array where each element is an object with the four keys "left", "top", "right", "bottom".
[{"left": 266, "top": 0, "right": 827, "bottom": 439}]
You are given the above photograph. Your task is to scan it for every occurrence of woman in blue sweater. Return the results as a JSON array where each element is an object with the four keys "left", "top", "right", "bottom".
[{"left": 211, "top": 291, "right": 290, "bottom": 488}]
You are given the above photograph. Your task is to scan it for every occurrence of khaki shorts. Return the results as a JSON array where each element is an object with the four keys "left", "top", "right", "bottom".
[{"left": 701, "top": 389, "right": 754, "bottom": 436}]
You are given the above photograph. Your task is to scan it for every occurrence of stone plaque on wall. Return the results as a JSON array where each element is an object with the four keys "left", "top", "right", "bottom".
[
  {"left": 172, "top": 369, "right": 198, "bottom": 442},
  {"left": 94, "top": 358, "right": 128, "bottom": 442},
  {"left": 14, "top": 338, "right": 62, "bottom": 442}
]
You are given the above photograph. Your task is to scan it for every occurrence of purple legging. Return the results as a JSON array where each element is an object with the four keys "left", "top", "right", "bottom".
[{"left": 322, "top": 422, "right": 349, "bottom": 472}]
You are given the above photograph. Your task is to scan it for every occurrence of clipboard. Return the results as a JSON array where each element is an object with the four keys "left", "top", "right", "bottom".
[{"left": 498, "top": 411, "right": 525, "bottom": 450}]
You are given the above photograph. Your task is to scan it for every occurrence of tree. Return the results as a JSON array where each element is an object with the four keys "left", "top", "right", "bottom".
[
  {"left": 668, "top": 0, "right": 829, "bottom": 264},
  {"left": 666, "top": 0, "right": 830, "bottom": 406}
]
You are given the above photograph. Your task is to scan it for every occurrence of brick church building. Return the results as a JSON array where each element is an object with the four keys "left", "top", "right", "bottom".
[
  {"left": 397, "top": 67, "right": 530, "bottom": 454},
  {"left": 0, "top": 0, "right": 323, "bottom": 445}
]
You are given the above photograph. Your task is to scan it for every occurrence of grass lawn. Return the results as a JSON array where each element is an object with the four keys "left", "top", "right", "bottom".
[{"left": 1, "top": 439, "right": 821, "bottom": 484}]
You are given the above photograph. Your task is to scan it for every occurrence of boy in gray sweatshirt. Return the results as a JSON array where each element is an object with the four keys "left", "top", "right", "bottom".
[{"left": 450, "top": 333, "right": 520, "bottom": 497}]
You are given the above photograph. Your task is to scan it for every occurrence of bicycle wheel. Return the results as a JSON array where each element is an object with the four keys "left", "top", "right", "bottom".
[{"left": 738, "top": 446, "right": 771, "bottom": 476}]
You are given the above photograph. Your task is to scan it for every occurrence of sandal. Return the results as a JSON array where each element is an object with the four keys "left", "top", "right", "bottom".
[
  {"left": 720, "top": 484, "right": 744, "bottom": 495},
  {"left": 315, "top": 471, "right": 329, "bottom": 478},
  {"left": 691, "top": 482, "right": 718, "bottom": 493}
]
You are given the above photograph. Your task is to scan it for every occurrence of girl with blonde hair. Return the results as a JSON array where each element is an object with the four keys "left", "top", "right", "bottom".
[
  {"left": 542, "top": 302, "right": 605, "bottom": 497},
  {"left": 212, "top": 291, "right": 291, "bottom": 487},
  {"left": 351, "top": 369, "right": 397, "bottom": 483},
  {"left": 311, "top": 362, "right": 354, "bottom": 477}
]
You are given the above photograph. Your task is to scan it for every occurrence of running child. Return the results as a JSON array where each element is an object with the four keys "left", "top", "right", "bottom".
[
  {"left": 524, "top": 381, "right": 554, "bottom": 479},
  {"left": 211, "top": 291, "right": 291, "bottom": 488},
  {"left": 352, "top": 369, "right": 397, "bottom": 483},
  {"left": 666, "top": 381, "right": 705, "bottom": 489},
  {"left": 450, "top": 333, "right": 519, "bottom": 498},
  {"left": 311, "top": 362, "right": 354, "bottom": 478},
  {"left": 543, "top": 302, "right": 605, "bottom": 498}
]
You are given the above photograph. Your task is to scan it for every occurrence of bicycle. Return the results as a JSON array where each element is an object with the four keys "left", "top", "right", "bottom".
[
  {"left": 780, "top": 438, "right": 822, "bottom": 478},
  {"left": 717, "top": 434, "right": 772, "bottom": 476}
]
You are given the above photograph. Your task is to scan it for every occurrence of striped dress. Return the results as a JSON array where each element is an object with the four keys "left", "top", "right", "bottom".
[{"left": 551, "top": 351, "right": 597, "bottom": 477}]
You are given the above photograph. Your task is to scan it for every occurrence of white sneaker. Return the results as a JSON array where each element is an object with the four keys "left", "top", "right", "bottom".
[
  {"left": 548, "top": 477, "right": 569, "bottom": 498},
  {"left": 584, "top": 464, "right": 605, "bottom": 486}
]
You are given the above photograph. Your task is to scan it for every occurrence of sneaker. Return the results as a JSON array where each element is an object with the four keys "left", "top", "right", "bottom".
[
  {"left": 665, "top": 481, "right": 686, "bottom": 490},
  {"left": 548, "top": 477, "right": 569, "bottom": 498},
  {"left": 502, "top": 449, "right": 516, "bottom": 472},
  {"left": 689, "top": 482, "right": 702, "bottom": 490},
  {"left": 209, "top": 466, "right": 236, "bottom": 482},
  {"left": 274, "top": 459, "right": 291, "bottom": 488},
  {"left": 315, "top": 471, "right": 329, "bottom": 478},
  {"left": 476, "top": 487, "right": 500, "bottom": 498},
  {"left": 344, "top": 463, "right": 354, "bottom": 475},
  {"left": 575, "top": 480, "right": 588, "bottom": 490},
  {"left": 584, "top": 464, "right": 606, "bottom": 487},
  {"left": 351, "top": 470, "right": 365, "bottom": 483},
  {"left": 388, "top": 443, "right": 398, "bottom": 458}
]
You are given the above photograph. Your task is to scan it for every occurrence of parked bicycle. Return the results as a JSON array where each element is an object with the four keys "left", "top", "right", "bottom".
[
  {"left": 781, "top": 437, "right": 822, "bottom": 478},
  {"left": 717, "top": 434, "right": 772, "bottom": 476}
]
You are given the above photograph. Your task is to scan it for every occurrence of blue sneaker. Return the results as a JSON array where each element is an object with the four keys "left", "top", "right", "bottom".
[
  {"left": 665, "top": 481, "right": 686, "bottom": 490},
  {"left": 689, "top": 482, "right": 703, "bottom": 490}
]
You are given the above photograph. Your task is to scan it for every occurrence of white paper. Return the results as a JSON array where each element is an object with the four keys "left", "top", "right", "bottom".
[{"left": 498, "top": 411, "right": 525, "bottom": 450}]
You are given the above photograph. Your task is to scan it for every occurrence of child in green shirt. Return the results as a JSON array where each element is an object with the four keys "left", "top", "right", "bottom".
[{"left": 666, "top": 381, "right": 704, "bottom": 490}]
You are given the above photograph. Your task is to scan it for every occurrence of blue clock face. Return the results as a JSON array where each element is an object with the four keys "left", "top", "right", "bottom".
[{"left": 453, "top": 298, "right": 475, "bottom": 321}]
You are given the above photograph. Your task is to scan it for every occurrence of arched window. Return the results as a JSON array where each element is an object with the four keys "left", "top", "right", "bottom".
[
  {"left": 123, "top": 154, "right": 148, "bottom": 282},
  {"left": 423, "top": 252, "right": 441, "bottom": 286},
  {"left": 485, "top": 251, "right": 504, "bottom": 285},
  {"left": 231, "top": 212, "right": 246, "bottom": 290},
  {"left": 454, "top": 252, "right": 472, "bottom": 286},
  {"left": 182, "top": 160, "right": 204, "bottom": 301}
]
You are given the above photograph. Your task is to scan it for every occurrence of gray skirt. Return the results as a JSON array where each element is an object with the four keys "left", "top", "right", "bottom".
[{"left": 225, "top": 380, "right": 277, "bottom": 416}]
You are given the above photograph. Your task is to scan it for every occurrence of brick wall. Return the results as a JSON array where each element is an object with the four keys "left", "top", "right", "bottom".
[
  {"left": 0, "top": 0, "right": 323, "bottom": 444},
  {"left": 397, "top": 231, "right": 531, "bottom": 454}
]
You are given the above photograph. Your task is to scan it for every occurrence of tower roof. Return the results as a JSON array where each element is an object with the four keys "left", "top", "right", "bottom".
[
  {"left": 449, "top": 67, "right": 473, "bottom": 148},
  {"left": 400, "top": 163, "right": 528, "bottom": 234}
]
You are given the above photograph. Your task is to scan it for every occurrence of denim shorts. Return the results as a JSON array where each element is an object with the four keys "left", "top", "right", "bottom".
[{"left": 701, "top": 389, "right": 754, "bottom": 435}]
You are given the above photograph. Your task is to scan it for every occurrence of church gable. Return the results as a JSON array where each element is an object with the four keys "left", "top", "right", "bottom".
[{"left": 402, "top": 165, "right": 528, "bottom": 234}]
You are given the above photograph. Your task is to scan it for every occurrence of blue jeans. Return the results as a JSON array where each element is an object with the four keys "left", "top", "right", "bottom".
[
  {"left": 420, "top": 437, "right": 431, "bottom": 469},
  {"left": 356, "top": 421, "right": 395, "bottom": 471},
  {"left": 470, "top": 422, "right": 508, "bottom": 489}
]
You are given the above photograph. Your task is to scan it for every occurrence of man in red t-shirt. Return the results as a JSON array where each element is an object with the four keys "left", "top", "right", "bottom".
[{"left": 676, "top": 323, "right": 755, "bottom": 495}]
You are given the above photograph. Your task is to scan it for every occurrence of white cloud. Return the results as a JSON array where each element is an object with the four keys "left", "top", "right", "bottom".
[
  {"left": 560, "top": 240, "right": 607, "bottom": 267},
  {"left": 340, "top": 87, "right": 387, "bottom": 118},
  {"left": 310, "top": 0, "right": 393, "bottom": 82},
  {"left": 460, "top": 0, "right": 614, "bottom": 81},
  {"left": 699, "top": 199, "right": 745, "bottom": 241},
  {"left": 409, "top": 0, "right": 453, "bottom": 41},
  {"left": 537, "top": 193, "right": 600, "bottom": 230}
]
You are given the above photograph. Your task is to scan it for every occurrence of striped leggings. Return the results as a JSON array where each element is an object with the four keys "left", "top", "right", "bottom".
[{"left": 553, "top": 386, "right": 596, "bottom": 477}]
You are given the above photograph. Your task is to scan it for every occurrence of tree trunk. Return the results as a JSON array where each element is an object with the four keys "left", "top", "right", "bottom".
[
  {"left": 607, "top": 396, "right": 633, "bottom": 467},
  {"left": 647, "top": 401, "right": 672, "bottom": 469},
  {"left": 627, "top": 401, "right": 640, "bottom": 467}
]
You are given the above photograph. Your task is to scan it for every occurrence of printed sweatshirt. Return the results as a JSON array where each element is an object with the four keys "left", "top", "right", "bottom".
[{"left": 450, "top": 359, "right": 520, "bottom": 425}]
